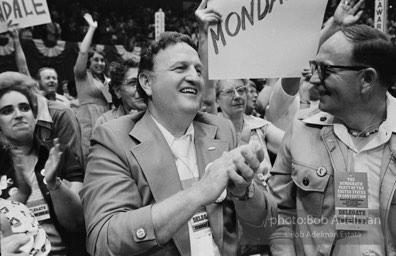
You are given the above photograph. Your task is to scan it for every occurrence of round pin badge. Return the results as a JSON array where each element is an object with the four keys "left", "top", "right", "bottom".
[
  {"left": 316, "top": 166, "right": 327, "bottom": 177},
  {"left": 136, "top": 228, "right": 146, "bottom": 240}
]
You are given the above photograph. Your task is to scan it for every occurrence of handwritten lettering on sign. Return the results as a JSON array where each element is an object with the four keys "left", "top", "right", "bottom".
[
  {"left": 210, "top": 0, "right": 285, "bottom": 55},
  {"left": 0, "top": 0, "right": 51, "bottom": 33},
  {"left": 207, "top": 0, "right": 327, "bottom": 79}
]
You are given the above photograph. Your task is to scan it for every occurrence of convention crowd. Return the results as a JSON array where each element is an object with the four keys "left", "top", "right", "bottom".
[{"left": 1, "top": 0, "right": 396, "bottom": 256}]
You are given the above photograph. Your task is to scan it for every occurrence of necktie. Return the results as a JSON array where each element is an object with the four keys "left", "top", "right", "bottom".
[
  {"left": 170, "top": 136, "right": 198, "bottom": 188},
  {"left": 171, "top": 137, "right": 218, "bottom": 256}
]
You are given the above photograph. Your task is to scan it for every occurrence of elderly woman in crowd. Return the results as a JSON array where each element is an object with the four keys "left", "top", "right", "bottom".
[
  {"left": 95, "top": 57, "right": 146, "bottom": 127},
  {"left": 0, "top": 72, "right": 85, "bottom": 256},
  {"left": 74, "top": 13, "right": 112, "bottom": 164},
  {"left": 215, "top": 79, "right": 284, "bottom": 255},
  {"left": 215, "top": 79, "right": 284, "bottom": 175}
]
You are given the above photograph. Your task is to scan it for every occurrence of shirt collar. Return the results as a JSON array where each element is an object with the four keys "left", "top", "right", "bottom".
[
  {"left": 302, "top": 93, "right": 396, "bottom": 133},
  {"left": 150, "top": 114, "right": 195, "bottom": 147},
  {"left": 381, "top": 92, "right": 396, "bottom": 133},
  {"left": 243, "top": 114, "right": 269, "bottom": 130}
]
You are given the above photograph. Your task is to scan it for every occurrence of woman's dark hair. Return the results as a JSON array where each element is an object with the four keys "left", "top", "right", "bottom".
[
  {"left": 87, "top": 49, "right": 107, "bottom": 80},
  {"left": 341, "top": 24, "right": 396, "bottom": 87},
  {"left": 137, "top": 32, "right": 198, "bottom": 103},
  {"left": 0, "top": 72, "right": 38, "bottom": 118},
  {"left": 108, "top": 57, "right": 139, "bottom": 108}
]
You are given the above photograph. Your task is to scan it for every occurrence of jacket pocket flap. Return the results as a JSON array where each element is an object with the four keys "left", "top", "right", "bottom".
[{"left": 291, "top": 161, "right": 331, "bottom": 193}]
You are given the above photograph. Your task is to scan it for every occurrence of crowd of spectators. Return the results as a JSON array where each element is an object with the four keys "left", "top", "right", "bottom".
[
  {"left": 25, "top": 0, "right": 200, "bottom": 50},
  {"left": 2, "top": 0, "right": 396, "bottom": 255},
  {"left": 19, "top": 0, "right": 396, "bottom": 48}
]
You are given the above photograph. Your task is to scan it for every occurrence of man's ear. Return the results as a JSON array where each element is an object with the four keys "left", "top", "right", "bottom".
[
  {"left": 361, "top": 68, "right": 378, "bottom": 95},
  {"left": 138, "top": 72, "right": 153, "bottom": 97}
]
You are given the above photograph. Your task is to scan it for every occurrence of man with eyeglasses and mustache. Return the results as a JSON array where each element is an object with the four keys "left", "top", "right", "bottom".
[{"left": 268, "top": 22, "right": 396, "bottom": 256}]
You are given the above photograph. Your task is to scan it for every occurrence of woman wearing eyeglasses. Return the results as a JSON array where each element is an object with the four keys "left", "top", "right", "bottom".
[
  {"left": 95, "top": 58, "right": 147, "bottom": 128},
  {"left": 215, "top": 78, "right": 284, "bottom": 255},
  {"left": 215, "top": 79, "right": 284, "bottom": 173}
]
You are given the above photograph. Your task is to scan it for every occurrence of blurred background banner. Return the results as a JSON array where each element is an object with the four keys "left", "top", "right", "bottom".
[
  {"left": 375, "top": 0, "right": 388, "bottom": 32},
  {"left": 155, "top": 8, "right": 165, "bottom": 41}
]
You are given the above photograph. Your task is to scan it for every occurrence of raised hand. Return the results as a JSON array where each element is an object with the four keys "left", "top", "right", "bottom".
[
  {"left": 44, "top": 139, "right": 63, "bottom": 188},
  {"left": 83, "top": 13, "right": 98, "bottom": 29},
  {"left": 10, "top": 149, "right": 32, "bottom": 200},
  {"left": 8, "top": 27, "right": 20, "bottom": 38},
  {"left": 333, "top": 0, "right": 364, "bottom": 27},
  {"left": 195, "top": 0, "right": 222, "bottom": 33}
]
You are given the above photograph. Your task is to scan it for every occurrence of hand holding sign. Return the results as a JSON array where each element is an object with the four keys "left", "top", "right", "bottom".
[
  {"left": 195, "top": 0, "right": 222, "bottom": 33},
  {"left": 83, "top": 13, "right": 97, "bottom": 29}
]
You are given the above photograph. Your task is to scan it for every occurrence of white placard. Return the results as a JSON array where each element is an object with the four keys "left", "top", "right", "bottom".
[
  {"left": 208, "top": 0, "right": 328, "bottom": 79},
  {"left": 0, "top": 0, "right": 51, "bottom": 33}
]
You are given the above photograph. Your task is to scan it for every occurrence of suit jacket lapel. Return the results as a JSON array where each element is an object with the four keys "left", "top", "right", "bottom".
[
  {"left": 194, "top": 120, "right": 229, "bottom": 251},
  {"left": 129, "top": 113, "right": 191, "bottom": 255},
  {"left": 130, "top": 112, "right": 182, "bottom": 201},
  {"left": 129, "top": 113, "right": 231, "bottom": 255}
]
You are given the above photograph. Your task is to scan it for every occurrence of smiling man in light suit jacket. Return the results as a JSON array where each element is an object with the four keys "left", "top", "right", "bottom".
[{"left": 80, "top": 31, "right": 276, "bottom": 256}]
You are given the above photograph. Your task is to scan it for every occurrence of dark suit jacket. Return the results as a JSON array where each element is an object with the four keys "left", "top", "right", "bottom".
[{"left": 81, "top": 111, "right": 275, "bottom": 256}]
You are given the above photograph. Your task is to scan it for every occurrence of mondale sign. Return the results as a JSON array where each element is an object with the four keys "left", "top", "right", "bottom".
[
  {"left": 207, "top": 0, "right": 327, "bottom": 79},
  {"left": 0, "top": 0, "right": 51, "bottom": 33}
]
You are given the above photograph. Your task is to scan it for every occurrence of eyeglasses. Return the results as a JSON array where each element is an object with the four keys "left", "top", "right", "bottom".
[
  {"left": 309, "top": 61, "right": 369, "bottom": 81},
  {"left": 219, "top": 86, "right": 247, "bottom": 98}
]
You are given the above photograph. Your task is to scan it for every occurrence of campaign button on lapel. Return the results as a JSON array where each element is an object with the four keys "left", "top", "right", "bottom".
[
  {"left": 136, "top": 228, "right": 146, "bottom": 240},
  {"left": 316, "top": 166, "right": 327, "bottom": 177}
]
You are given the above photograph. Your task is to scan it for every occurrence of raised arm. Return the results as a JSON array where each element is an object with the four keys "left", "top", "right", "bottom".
[
  {"left": 74, "top": 13, "right": 98, "bottom": 79},
  {"left": 195, "top": 0, "right": 221, "bottom": 114},
  {"left": 44, "top": 139, "right": 84, "bottom": 232},
  {"left": 319, "top": 0, "right": 364, "bottom": 47},
  {"left": 256, "top": 78, "right": 278, "bottom": 117},
  {"left": 10, "top": 29, "right": 30, "bottom": 76}
]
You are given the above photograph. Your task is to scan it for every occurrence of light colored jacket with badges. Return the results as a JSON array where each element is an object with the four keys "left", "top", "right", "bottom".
[
  {"left": 81, "top": 111, "right": 276, "bottom": 256},
  {"left": 268, "top": 105, "right": 396, "bottom": 256}
]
